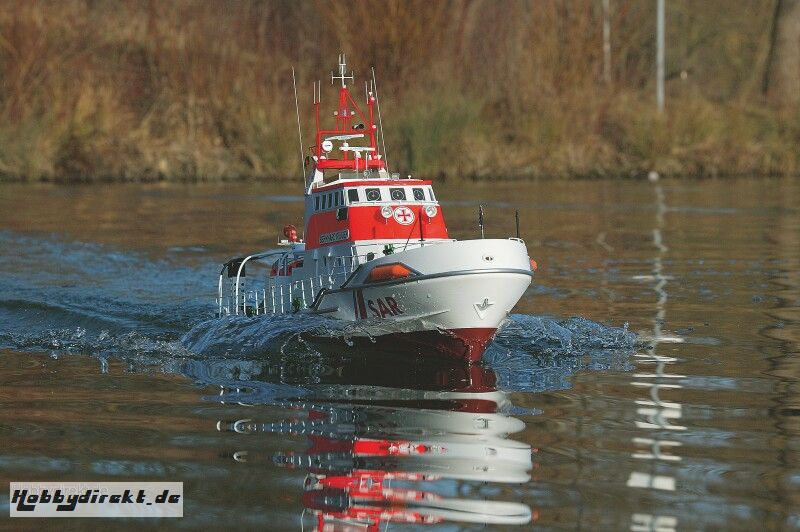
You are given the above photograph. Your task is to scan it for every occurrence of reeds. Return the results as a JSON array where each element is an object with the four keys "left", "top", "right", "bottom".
[{"left": 0, "top": 0, "right": 796, "bottom": 181}]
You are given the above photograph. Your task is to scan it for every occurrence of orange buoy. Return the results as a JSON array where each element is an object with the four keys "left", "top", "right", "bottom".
[{"left": 530, "top": 259, "right": 538, "bottom": 271}]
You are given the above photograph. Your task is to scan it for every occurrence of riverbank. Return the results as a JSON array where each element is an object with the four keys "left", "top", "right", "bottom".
[
  {"left": 1, "top": 1, "right": 798, "bottom": 182},
  {"left": 1, "top": 83, "right": 798, "bottom": 183},
  {"left": 2, "top": 91, "right": 797, "bottom": 182}
]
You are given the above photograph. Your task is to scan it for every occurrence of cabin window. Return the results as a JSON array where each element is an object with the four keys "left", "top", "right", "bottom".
[
  {"left": 332, "top": 192, "right": 338, "bottom": 207},
  {"left": 338, "top": 190, "right": 344, "bottom": 205},
  {"left": 315, "top": 196, "right": 320, "bottom": 210},
  {"left": 348, "top": 189, "right": 359, "bottom": 203},
  {"left": 366, "top": 188, "right": 381, "bottom": 201},
  {"left": 412, "top": 188, "right": 425, "bottom": 201},
  {"left": 389, "top": 188, "right": 406, "bottom": 201},
  {"left": 428, "top": 188, "right": 436, "bottom": 201}
]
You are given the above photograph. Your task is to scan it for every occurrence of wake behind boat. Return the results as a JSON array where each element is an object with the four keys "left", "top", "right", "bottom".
[{"left": 215, "top": 56, "right": 536, "bottom": 362}]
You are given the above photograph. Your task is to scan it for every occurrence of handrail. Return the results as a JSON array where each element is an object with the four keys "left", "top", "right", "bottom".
[
  {"left": 233, "top": 255, "right": 251, "bottom": 315},
  {"left": 218, "top": 249, "right": 295, "bottom": 316},
  {"left": 218, "top": 240, "right": 453, "bottom": 317},
  {"left": 233, "top": 250, "right": 293, "bottom": 315},
  {"left": 217, "top": 272, "right": 224, "bottom": 316}
]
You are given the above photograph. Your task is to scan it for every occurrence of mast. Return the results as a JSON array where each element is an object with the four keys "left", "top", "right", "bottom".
[{"left": 311, "top": 55, "right": 385, "bottom": 175}]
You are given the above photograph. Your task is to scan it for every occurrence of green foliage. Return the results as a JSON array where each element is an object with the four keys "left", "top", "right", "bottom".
[{"left": 391, "top": 92, "right": 484, "bottom": 176}]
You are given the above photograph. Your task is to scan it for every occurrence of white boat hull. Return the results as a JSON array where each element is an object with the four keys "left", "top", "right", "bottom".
[{"left": 310, "top": 239, "right": 533, "bottom": 361}]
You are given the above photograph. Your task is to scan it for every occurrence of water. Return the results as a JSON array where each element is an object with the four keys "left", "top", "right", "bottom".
[{"left": 0, "top": 178, "right": 798, "bottom": 530}]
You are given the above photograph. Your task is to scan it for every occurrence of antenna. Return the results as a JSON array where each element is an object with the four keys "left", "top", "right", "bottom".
[
  {"left": 371, "top": 66, "right": 389, "bottom": 172},
  {"left": 478, "top": 205, "right": 485, "bottom": 238},
  {"left": 331, "top": 53, "right": 354, "bottom": 87},
  {"left": 291, "top": 67, "right": 304, "bottom": 180},
  {"left": 312, "top": 80, "right": 321, "bottom": 104}
]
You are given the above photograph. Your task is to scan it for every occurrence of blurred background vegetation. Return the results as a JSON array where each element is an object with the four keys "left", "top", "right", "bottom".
[{"left": 0, "top": 0, "right": 799, "bottom": 182}]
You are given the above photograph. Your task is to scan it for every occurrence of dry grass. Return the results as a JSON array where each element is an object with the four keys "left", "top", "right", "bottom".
[{"left": 0, "top": 0, "right": 797, "bottom": 182}]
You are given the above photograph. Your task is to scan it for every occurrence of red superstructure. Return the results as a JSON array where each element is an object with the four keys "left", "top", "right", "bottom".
[
  {"left": 304, "top": 196, "right": 448, "bottom": 250},
  {"left": 301, "top": 55, "right": 449, "bottom": 251}
]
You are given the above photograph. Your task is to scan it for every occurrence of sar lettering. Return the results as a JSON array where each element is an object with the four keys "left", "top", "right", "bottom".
[{"left": 367, "top": 296, "right": 403, "bottom": 318}]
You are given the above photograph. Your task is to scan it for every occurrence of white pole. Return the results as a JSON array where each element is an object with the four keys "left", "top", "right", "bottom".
[
  {"left": 292, "top": 67, "right": 305, "bottom": 178},
  {"left": 371, "top": 67, "right": 389, "bottom": 172},
  {"left": 603, "top": 0, "right": 611, "bottom": 84},
  {"left": 656, "top": 0, "right": 665, "bottom": 113}
]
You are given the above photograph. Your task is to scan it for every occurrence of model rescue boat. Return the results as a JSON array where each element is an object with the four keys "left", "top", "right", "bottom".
[{"left": 216, "top": 56, "right": 535, "bottom": 362}]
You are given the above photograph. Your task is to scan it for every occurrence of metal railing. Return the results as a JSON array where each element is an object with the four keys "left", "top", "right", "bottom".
[
  {"left": 217, "top": 250, "right": 366, "bottom": 317},
  {"left": 216, "top": 239, "right": 453, "bottom": 317}
]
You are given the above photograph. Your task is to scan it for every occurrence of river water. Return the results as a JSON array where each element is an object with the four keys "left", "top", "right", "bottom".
[{"left": 0, "top": 178, "right": 798, "bottom": 530}]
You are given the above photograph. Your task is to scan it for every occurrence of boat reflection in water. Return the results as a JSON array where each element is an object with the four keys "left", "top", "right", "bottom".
[{"left": 211, "top": 351, "right": 534, "bottom": 530}]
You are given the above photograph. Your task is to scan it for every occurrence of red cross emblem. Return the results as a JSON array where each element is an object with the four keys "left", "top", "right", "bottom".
[{"left": 393, "top": 206, "right": 415, "bottom": 225}]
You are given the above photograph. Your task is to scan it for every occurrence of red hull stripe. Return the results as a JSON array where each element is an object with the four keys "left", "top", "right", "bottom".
[{"left": 356, "top": 289, "right": 367, "bottom": 319}]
